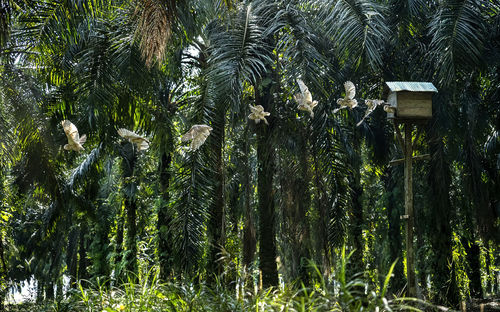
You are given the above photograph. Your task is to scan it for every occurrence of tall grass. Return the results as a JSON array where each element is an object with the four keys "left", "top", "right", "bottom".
[
  {"left": 8, "top": 248, "right": 433, "bottom": 312},
  {"left": 65, "top": 247, "right": 429, "bottom": 312}
]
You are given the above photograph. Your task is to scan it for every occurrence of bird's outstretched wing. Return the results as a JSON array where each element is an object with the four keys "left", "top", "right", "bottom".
[
  {"left": 248, "top": 105, "right": 270, "bottom": 125},
  {"left": 182, "top": 124, "right": 213, "bottom": 151},
  {"left": 118, "top": 128, "right": 150, "bottom": 151},
  {"left": 62, "top": 120, "right": 80, "bottom": 143},
  {"left": 295, "top": 79, "right": 318, "bottom": 117},
  {"left": 335, "top": 81, "right": 357, "bottom": 113},
  {"left": 344, "top": 81, "right": 356, "bottom": 100},
  {"left": 181, "top": 127, "right": 196, "bottom": 142},
  {"left": 356, "top": 99, "right": 385, "bottom": 126},
  {"left": 249, "top": 105, "right": 264, "bottom": 114},
  {"left": 62, "top": 120, "right": 85, "bottom": 151},
  {"left": 297, "top": 79, "right": 313, "bottom": 103}
]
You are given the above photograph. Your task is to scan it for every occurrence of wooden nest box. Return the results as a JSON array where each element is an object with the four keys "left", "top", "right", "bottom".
[{"left": 385, "top": 81, "right": 437, "bottom": 121}]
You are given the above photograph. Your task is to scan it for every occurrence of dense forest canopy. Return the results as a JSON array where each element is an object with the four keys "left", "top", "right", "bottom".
[{"left": 0, "top": 0, "right": 499, "bottom": 310}]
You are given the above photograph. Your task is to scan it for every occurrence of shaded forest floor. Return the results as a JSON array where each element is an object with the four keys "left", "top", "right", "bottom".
[
  {"left": 464, "top": 298, "right": 500, "bottom": 311},
  {"left": 3, "top": 298, "right": 500, "bottom": 312}
]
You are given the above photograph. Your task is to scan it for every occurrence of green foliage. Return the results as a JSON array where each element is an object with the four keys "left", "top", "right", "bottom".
[
  {"left": 0, "top": 0, "right": 499, "bottom": 309},
  {"left": 70, "top": 254, "right": 427, "bottom": 312}
]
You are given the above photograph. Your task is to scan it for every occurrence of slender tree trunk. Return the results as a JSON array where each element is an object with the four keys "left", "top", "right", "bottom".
[
  {"left": 66, "top": 227, "right": 79, "bottom": 289},
  {"left": 120, "top": 143, "right": 138, "bottom": 281},
  {"left": 0, "top": 232, "right": 5, "bottom": 312},
  {"left": 312, "top": 148, "right": 330, "bottom": 275},
  {"left": 78, "top": 224, "right": 88, "bottom": 284},
  {"left": 0, "top": 167, "right": 5, "bottom": 311},
  {"left": 428, "top": 136, "right": 459, "bottom": 306},
  {"left": 382, "top": 168, "right": 405, "bottom": 294},
  {"left": 464, "top": 239, "right": 483, "bottom": 298},
  {"left": 124, "top": 197, "right": 138, "bottom": 279},
  {"left": 242, "top": 169, "right": 256, "bottom": 268},
  {"left": 349, "top": 129, "right": 364, "bottom": 274},
  {"left": 281, "top": 129, "right": 311, "bottom": 283},
  {"left": 255, "top": 77, "right": 278, "bottom": 288},
  {"left": 297, "top": 134, "right": 312, "bottom": 283},
  {"left": 114, "top": 208, "right": 124, "bottom": 282},
  {"left": 45, "top": 282, "right": 54, "bottom": 300},
  {"left": 93, "top": 217, "right": 111, "bottom": 283},
  {"left": 36, "top": 281, "right": 43, "bottom": 303},
  {"left": 207, "top": 107, "right": 225, "bottom": 283},
  {"left": 158, "top": 148, "right": 173, "bottom": 280},
  {"left": 242, "top": 126, "right": 256, "bottom": 288},
  {"left": 56, "top": 278, "right": 63, "bottom": 300}
]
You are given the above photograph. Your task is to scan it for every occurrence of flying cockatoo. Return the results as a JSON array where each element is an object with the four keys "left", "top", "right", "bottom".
[
  {"left": 248, "top": 104, "right": 271, "bottom": 125},
  {"left": 117, "top": 128, "right": 150, "bottom": 151},
  {"left": 334, "top": 81, "right": 358, "bottom": 113},
  {"left": 294, "top": 79, "right": 318, "bottom": 118},
  {"left": 356, "top": 99, "right": 385, "bottom": 126},
  {"left": 181, "top": 124, "right": 213, "bottom": 151},
  {"left": 61, "top": 120, "right": 86, "bottom": 152}
]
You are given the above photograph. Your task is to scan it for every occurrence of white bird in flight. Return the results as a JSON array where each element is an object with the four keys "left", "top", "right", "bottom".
[
  {"left": 356, "top": 99, "right": 385, "bottom": 126},
  {"left": 61, "top": 120, "right": 86, "bottom": 152},
  {"left": 117, "top": 128, "right": 150, "bottom": 151},
  {"left": 334, "top": 81, "right": 358, "bottom": 113},
  {"left": 248, "top": 104, "right": 270, "bottom": 125},
  {"left": 181, "top": 124, "right": 213, "bottom": 151},
  {"left": 294, "top": 78, "right": 318, "bottom": 118}
]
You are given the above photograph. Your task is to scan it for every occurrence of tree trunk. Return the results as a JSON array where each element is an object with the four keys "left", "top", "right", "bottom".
[
  {"left": 312, "top": 148, "right": 330, "bottom": 276},
  {"left": 56, "top": 278, "right": 63, "bottom": 300},
  {"left": 45, "top": 282, "right": 54, "bottom": 300},
  {"left": 428, "top": 136, "right": 460, "bottom": 306},
  {"left": 242, "top": 127, "right": 257, "bottom": 288},
  {"left": 0, "top": 232, "right": 5, "bottom": 312},
  {"left": 78, "top": 224, "right": 88, "bottom": 284},
  {"left": 349, "top": 129, "right": 364, "bottom": 274},
  {"left": 255, "top": 77, "right": 278, "bottom": 288},
  {"left": 0, "top": 166, "right": 7, "bottom": 311},
  {"left": 124, "top": 197, "right": 138, "bottom": 279},
  {"left": 36, "top": 281, "right": 43, "bottom": 303},
  {"left": 207, "top": 107, "right": 225, "bottom": 283},
  {"left": 382, "top": 168, "right": 405, "bottom": 294},
  {"left": 464, "top": 239, "right": 483, "bottom": 298},
  {"left": 281, "top": 128, "right": 311, "bottom": 283},
  {"left": 66, "top": 227, "right": 79, "bottom": 289},
  {"left": 92, "top": 217, "right": 111, "bottom": 284},
  {"left": 120, "top": 143, "right": 138, "bottom": 281},
  {"left": 158, "top": 149, "right": 174, "bottom": 280},
  {"left": 114, "top": 209, "right": 124, "bottom": 282}
]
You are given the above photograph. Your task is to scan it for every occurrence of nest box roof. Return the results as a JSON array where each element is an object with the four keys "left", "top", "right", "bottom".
[{"left": 385, "top": 81, "right": 438, "bottom": 93}]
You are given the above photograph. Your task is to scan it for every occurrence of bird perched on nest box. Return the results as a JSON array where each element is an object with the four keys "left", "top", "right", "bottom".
[
  {"left": 117, "top": 128, "right": 150, "bottom": 151},
  {"left": 181, "top": 124, "right": 213, "bottom": 151},
  {"left": 334, "top": 81, "right": 358, "bottom": 113},
  {"left": 61, "top": 120, "right": 87, "bottom": 152},
  {"left": 383, "top": 105, "right": 396, "bottom": 114},
  {"left": 248, "top": 105, "right": 271, "bottom": 125},
  {"left": 294, "top": 79, "right": 318, "bottom": 118}
]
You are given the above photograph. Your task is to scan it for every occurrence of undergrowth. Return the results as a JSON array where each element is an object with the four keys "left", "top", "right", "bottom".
[{"left": 6, "top": 249, "right": 431, "bottom": 312}]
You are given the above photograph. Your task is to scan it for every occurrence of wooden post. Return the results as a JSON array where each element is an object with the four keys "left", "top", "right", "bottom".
[{"left": 404, "top": 123, "right": 416, "bottom": 297}]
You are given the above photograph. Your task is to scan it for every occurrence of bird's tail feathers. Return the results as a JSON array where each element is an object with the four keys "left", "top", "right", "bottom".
[{"left": 79, "top": 134, "right": 87, "bottom": 144}]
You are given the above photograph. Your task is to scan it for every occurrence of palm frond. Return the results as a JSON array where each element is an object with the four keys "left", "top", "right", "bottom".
[
  {"left": 320, "top": 0, "right": 390, "bottom": 70},
  {"left": 0, "top": 0, "right": 12, "bottom": 47},
  {"left": 429, "top": 0, "right": 490, "bottom": 86},
  {"left": 206, "top": 2, "right": 273, "bottom": 119},
  {"left": 69, "top": 143, "right": 104, "bottom": 190},
  {"left": 170, "top": 152, "right": 212, "bottom": 273}
]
